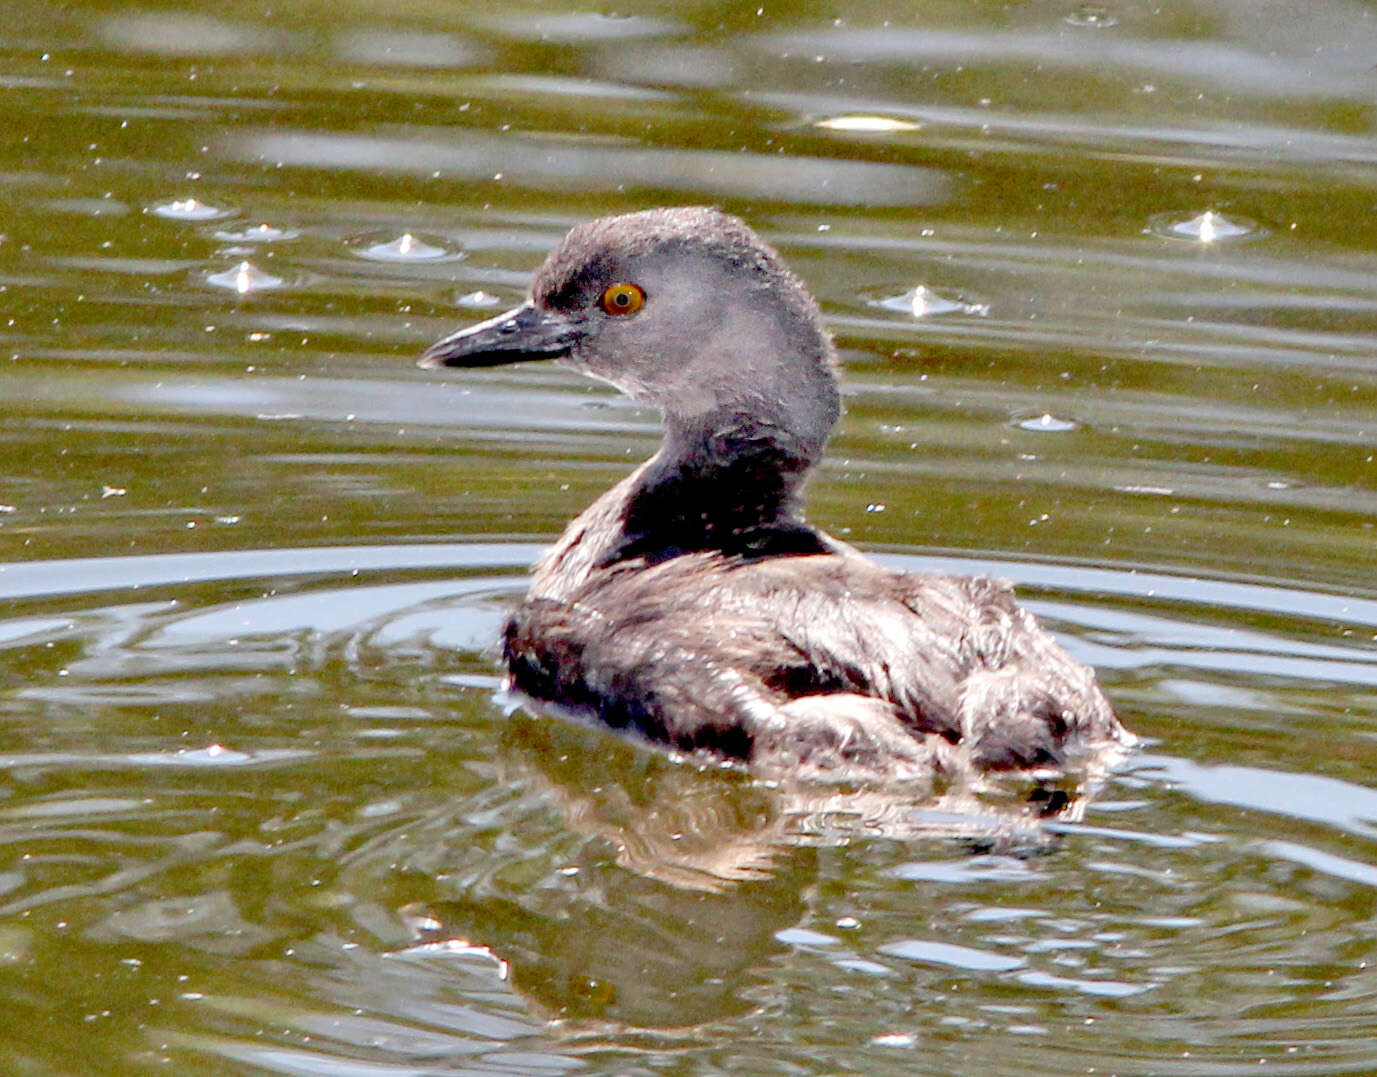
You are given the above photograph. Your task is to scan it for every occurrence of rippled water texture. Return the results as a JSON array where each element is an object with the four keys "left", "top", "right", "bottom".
[{"left": 3, "top": 1, "right": 1377, "bottom": 1074}]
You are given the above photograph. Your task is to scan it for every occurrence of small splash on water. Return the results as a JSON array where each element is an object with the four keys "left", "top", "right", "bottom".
[
  {"left": 126, "top": 743, "right": 262, "bottom": 767},
  {"left": 353, "top": 232, "right": 458, "bottom": 263},
  {"left": 213, "top": 223, "right": 299, "bottom": 243},
  {"left": 456, "top": 289, "right": 502, "bottom": 309},
  {"left": 206, "top": 261, "right": 285, "bottom": 294},
  {"left": 1065, "top": 4, "right": 1119, "bottom": 27},
  {"left": 1016, "top": 413, "right": 1080, "bottom": 433},
  {"left": 148, "top": 197, "right": 235, "bottom": 222},
  {"left": 874, "top": 286, "right": 989, "bottom": 319},
  {"left": 1148, "top": 210, "right": 1260, "bottom": 243},
  {"left": 180, "top": 744, "right": 250, "bottom": 765},
  {"left": 815, "top": 114, "right": 921, "bottom": 133}
]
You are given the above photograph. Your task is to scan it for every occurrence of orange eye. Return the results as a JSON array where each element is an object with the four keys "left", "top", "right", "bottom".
[{"left": 600, "top": 282, "right": 645, "bottom": 316}]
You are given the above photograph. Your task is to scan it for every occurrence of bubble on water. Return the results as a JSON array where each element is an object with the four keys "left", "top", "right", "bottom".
[
  {"left": 352, "top": 232, "right": 459, "bottom": 263},
  {"left": 1065, "top": 4, "right": 1119, "bottom": 27},
  {"left": 1148, "top": 210, "right": 1261, "bottom": 243},
  {"left": 1016, "top": 412, "right": 1080, "bottom": 433},
  {"left": 213, "top": 223, "right": 299, "bottom": 243},
  {"left": 873, "top": 286, "right": 989, "bottom": 319},
  {"left": 148, "top": 198, "right": 235, "bottom": 222},
  {"left": 206, "top": 261, "right": 285, "bottom": 294},
  {"left": 815, "top": 114, "right": 921, "bottom": 133}
]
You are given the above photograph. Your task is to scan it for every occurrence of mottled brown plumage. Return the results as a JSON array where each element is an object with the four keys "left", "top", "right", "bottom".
[{"left": 422, "top": 207, "right": 1132, "bottom": 783}]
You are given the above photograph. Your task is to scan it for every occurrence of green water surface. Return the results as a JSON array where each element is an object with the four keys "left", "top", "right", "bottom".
[{"left": 2, "top": 1, "right": 1377, "bottom": 1074}]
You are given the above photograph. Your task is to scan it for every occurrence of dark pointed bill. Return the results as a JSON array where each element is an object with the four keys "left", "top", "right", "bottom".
[{"left": 419, "top": 302, "right": 584, "bottom": 369}]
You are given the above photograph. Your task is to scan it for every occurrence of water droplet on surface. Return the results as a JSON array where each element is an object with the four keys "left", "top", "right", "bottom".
[
  {"left": 874, "top": 286, "right": 989, "bottom": 319},
  {"left": 815, "top": 114, "right": 921, "bottom": 133},
  {"left": 456, "top": 290, "right": 502, "bottom": 309},
  {"left": 1149, "top": 210, "right": 1260, "bottom": 243},
  {"left": 148, "top": 198, "right": 235, "bottom": 222},
  {"left": 206, "top": 261, "right": 284, "bottom": 294},
  {"left": 213, "top": 223, "right": 299, "bottom": 242},
  {"left": 353, "top": 232, "right": 457, "bottom": 262},
  {"left": 1016, "top": 413, "right": 1079, "bottom": 433},
  {"left": 1065, "top": 4, "right": 1119, "bottom": 27},
  {"left": 126, "top": 743, "right": 260, "bottom": 766}
]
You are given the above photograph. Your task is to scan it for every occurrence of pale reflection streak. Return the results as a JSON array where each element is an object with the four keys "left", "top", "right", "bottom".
[
  {"left": 3, "top": 546, "right": 1375, "bottom": 632},
  {"left": 769, "top": 87, "right": 1377, "bottom": 170},
  {"left": 226, "top": 129, "right": 951, "bottom": 207},
  {"left": 756, "top": 26, "right": 1377, "bottom": 98},
  {"left": 1138, "top": 752, "right": 1377, "bottom": 842}
]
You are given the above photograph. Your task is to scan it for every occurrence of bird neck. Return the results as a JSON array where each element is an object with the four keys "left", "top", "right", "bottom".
[
  {"left": 535, "top": 322, "right": 844, "bottom": 589},
  {"left": 611, "top": 409, "right": 829, "bottom": 565},
  {"left": 528, "top": 408, "right": 838, "bottom": 600}
]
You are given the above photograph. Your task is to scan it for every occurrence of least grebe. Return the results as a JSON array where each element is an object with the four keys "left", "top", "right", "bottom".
[{"left": 422, "top": 207, "right": 1132, "bottom": 783}]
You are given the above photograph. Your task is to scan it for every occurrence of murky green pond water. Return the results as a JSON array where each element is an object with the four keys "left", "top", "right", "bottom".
[{"left": 3, "top": 1, "right": 1377, "bottom": 1073}]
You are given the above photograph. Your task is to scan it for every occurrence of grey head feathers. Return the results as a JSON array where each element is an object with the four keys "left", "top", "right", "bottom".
[{"left": 538, "top": 207, "right": 840, "bottom": 457}]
